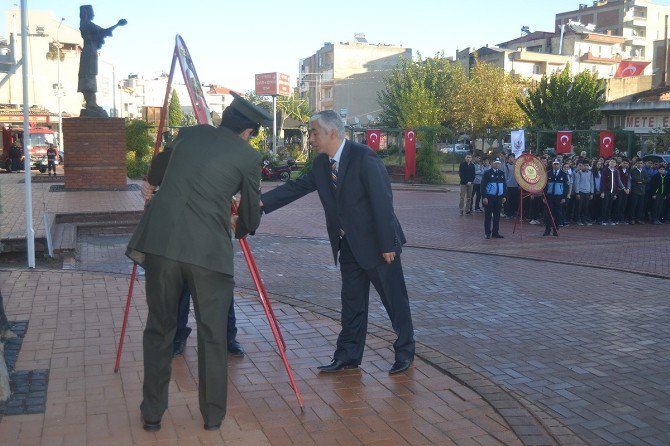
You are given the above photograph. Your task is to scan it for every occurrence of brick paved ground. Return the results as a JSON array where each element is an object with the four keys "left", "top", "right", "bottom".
[
  {"left": 0, "top": 269, "right": 521, "bottom": 446},
  {"left": 3, "top": 174, "right": 670, "bottom": 445}
]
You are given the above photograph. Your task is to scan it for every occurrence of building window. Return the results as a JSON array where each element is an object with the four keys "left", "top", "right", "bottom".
[{"left": 533, "top": 64, "right": 541, "bottom": 75}]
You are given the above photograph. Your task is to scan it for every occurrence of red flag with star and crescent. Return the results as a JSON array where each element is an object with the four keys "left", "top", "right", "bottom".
[
  {"left": 366, "top": 129, "right": 381, "bottom": 151},
  {"left": 614, "top": 61, "right": 650, "bottom": 78},
  {"left": 556, "top": 131, "right": 572, "bottom": 154},
  {"left": 599, "top": 131, "right": 615, "bottom": 157},
  {"left": 404, "top": 129, "right": 416, "bottom": 181}
]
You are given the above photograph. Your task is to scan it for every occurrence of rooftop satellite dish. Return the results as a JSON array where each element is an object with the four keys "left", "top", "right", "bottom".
[
  {"left": 366, "top": 114, "right": 374, "bottom": 122},
  {"left": 354, "top": 117, "right": 360, "bottom": 125}
]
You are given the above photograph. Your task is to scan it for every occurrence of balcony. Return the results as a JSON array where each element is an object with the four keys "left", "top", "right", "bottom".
[
  {"left": 580, "top": 51, "right": 622, "bottom": 64},
  {"left": 510, "top": 49, "right": 571, "bottom": 64}
]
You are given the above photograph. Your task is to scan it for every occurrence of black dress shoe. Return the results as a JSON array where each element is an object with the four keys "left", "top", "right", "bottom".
[
  {"left": 142, "top": 416, "right": 161, "bottom": 432},
  {"left": 389, "top": 359, "right": 412, "bottom": 375},
  {"left": 543, "top": 231, "right": 550, "bottom": 236},
  {"left": 552, "top": 231, "right": 558, "bottom": 236},
  {"left": 172, "top": 338, "right": 187, "bottom": 357},
  {"left": 227, "top": 340, "right": 245, "bottom": 357},
  {"left": 204, "top": 422, "right": 222, "bottom": 431},
  {"left": 317, "top": 359, "right": 358, "bottom": 373},
  {"left": 484, "top": 234, "right": 491, "bottom": 239},
  {"left": 492, "top": 234, "right": 504, "bottom": 239}
]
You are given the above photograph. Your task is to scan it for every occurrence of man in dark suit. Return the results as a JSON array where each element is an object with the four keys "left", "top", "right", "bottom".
[
  {"left": 261, "top": 110, "right": 415, "bottom": 375},
  {"left": 126, "top": 93, "right": 269, "bottom": 432}
]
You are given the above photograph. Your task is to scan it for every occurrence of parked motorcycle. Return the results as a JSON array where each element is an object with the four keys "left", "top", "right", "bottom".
[{"left": 261, "top": 159, "right": 295, "bottom": 182}]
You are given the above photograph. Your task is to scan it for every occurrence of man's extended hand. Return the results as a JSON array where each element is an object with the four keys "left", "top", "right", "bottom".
[
  {"left": 382, "top": 252, "right": 396, "bottom": 264},
  {"left": 230, "top": 215, "right": 238, "bottom": 232}
]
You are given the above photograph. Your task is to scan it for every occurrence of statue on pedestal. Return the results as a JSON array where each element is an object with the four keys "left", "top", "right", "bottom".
[{"left": 78, "top": 5, "right": 127, "bottom": 117}]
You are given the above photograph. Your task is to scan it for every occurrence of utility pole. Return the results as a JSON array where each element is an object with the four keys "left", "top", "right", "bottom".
[{"left": 56, "top": 18, "right": 64, "bottom": 152}]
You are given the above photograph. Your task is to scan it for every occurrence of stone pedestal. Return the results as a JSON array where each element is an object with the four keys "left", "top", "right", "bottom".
[{"left": 62, "top": 117, "right": 127, "bottom": 190}]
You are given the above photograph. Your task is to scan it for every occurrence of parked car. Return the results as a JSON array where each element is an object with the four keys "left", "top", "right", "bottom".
[
  {"left": 642, "top": 154, "right": 670, "bottom": 165},
  {"left": 439, "top": 143, "right": 470, "bottom": 154}
]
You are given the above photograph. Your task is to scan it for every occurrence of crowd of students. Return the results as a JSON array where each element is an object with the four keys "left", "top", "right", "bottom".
[{"left": 461, "top": 151, "right": 670, "bottom": 227}]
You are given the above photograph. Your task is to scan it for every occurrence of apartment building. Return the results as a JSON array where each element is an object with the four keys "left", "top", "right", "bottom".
[
  {"left": 0, "top": 8, "right": 85, "bottom": 123},
  {"left": 555, "top": 0, "right": 670, "bottom": 75},
  {"left": 298, "top": 34, "right": 411, "bottom": 126}
]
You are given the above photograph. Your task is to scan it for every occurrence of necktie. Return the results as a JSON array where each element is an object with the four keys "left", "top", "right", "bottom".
[{"left": 331, "top": 159, "right": 338, "bottom": 190}]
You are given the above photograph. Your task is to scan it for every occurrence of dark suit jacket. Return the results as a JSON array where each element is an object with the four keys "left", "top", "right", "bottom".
[
  {"left": 630, "top": 167, "right": 649, "bottom": 196},
  {"left": 126, "top": 124, "right": 261, "bottom": 275},
  {"left": 261, "top": 139, "right": 405, "bottom": 270}
]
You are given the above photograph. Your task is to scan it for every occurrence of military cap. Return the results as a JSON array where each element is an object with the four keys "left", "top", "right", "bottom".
[
  {"left": 492, "top": 157, "right": 502, "bottom": 164},
  {"left": 552, "top": 159, "right": 560, "bottom": 164},
  {"left": 229, "top": 92, "right": 273, "bottom": 127}
]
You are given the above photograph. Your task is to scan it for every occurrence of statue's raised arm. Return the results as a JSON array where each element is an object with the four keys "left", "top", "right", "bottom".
[{"left": 78, "top": 5, "right": 128, "bottom": 117}]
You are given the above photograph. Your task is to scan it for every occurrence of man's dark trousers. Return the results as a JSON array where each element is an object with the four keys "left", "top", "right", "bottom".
[
  {"left": 630, "top": 193, "right": 645, "bottom": 222},
  {"left": 484, "top": 195, "right": 503, "bottom": 236},
  {"left": 577, "top": 193, "right": 590, "bottom": 223},
  {"left": 616, "top": 190, "right": 628, "bottom": 223},
  {"left": 545, "top": 195, "right": 562, "bottom": 232},
  {"left": 335, "top": 238, "right": 414, "bottom": 365},
  {"left": 142, "top": 253, "right": 233, "bottom": 426}
]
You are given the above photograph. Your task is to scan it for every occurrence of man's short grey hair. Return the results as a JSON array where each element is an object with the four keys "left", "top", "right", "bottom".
[{"left": 310, "top": 110, "right": 345, "bottom": 137}]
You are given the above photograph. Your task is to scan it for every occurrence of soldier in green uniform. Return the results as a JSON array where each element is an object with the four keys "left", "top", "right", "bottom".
[{"left": 126, "top": 93, "right": 270, "bottom": 432}]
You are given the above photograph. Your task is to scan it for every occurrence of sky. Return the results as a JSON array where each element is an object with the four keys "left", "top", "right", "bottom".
[{"left": 4, "top": 0, "right": 670, "bottom": 92}]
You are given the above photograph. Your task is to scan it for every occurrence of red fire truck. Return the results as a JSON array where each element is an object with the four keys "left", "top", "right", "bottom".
[{"left": 1, "top": 126, "right": 61, "bottom": 173}]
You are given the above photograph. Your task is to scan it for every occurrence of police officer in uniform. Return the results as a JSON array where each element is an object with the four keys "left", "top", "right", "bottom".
[
  {"left": 481, "top": 157, "right": 507, "bottom": 239},
  {"left": 544, "top": 159, "right": 568, "bottom": 236},
  {"left": 126, "top": 93, "right": 270, "bottom": 432}
]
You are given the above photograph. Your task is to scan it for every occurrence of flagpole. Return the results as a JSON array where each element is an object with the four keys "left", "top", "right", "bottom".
[{"left": 20, "top": 0, "right": 35, "bottom": 268}]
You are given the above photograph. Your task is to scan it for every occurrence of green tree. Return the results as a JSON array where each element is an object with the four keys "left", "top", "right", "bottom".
[
  {"left": 168, "top": 89, "right": 184, "bottom": 128},
  {"left": 182, "top": 113, "right": 197, "bottom": 126},
  {"left": 125, "top": 119, "right": 154, "bottom": 179},
  {"left": 517, "top": 66, "right": 605, "bottom": 130},
  {"left": 457, "top": 59, "right": 526, "bottom": 142},
  {"left": 378, "top": 54, "right": 466, "bottom": 129}
]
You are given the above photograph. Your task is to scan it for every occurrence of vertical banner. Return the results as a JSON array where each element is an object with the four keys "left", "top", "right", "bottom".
[
  {"left": 404, "top": 129, "right": 416, "bottom": 182},
  {"left": 511, "top": 129, "right": 525, "bottom": 158},
  {"left": 556, "top": 131, "right": 572, "bottom": 154},
  {"left": 599, "top": 130, "right": 615, "bottom": 158},
  {"left": 366, "top": 129, "right": 381, "bottom": 151}
]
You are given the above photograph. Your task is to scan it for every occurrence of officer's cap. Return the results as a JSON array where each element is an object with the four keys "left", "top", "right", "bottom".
[
  {"left": 492, "top": 158, "right": 502, "bottom": 164},
  {"left": 552, "top": 159, "right": 560, "bottom": 164},
  {"left": 229, "top": 92, "right": 273, "bottom": 127}
]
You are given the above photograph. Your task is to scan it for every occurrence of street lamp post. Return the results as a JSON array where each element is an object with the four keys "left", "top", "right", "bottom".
[{"left": 56, "top": 18, "right": 64, "bottom": 153}]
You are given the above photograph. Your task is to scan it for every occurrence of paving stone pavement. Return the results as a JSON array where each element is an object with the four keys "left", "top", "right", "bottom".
[
  {"left": 72, "top": 230, "right": 669, "bottom": 445},
  {"left": 4, "top": 175, "right": 670, "bottom": 445},
  {"left": 0, "top": 268, "right": 521, "bottom": 446}
]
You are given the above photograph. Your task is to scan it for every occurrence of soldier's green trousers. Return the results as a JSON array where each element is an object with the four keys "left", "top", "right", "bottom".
[{"left": 140, "top": 253, "right": 233, "bottom": 426}]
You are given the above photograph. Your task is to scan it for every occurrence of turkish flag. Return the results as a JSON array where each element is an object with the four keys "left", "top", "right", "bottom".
[
  {"left": 614, "top": 61, "right": 650, "bottom": 78},
  {"left": 366, "top": 129, "right": 381, "bottom": 151},
  {"left": 404, "top": 129, "right": 416, "bottom": 182},
  {"left": 556, "top": 131, "right": 572, "bottom": 154},
  {"left": 599, "top": 130, "right": 615, "bottom": 157}
]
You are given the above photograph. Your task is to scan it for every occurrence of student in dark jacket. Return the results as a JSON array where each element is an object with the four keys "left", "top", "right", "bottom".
[
  {"left": 458, "top": 154, "right": 476, "bottom": 215},
  {"left": 617, "top": 159, "right": 632, "bottom": 224},
  {"left": 599, "top": 159, "right": 624, "bottom": 225},
  {"left": 630, "top": 159, "right": 650, "bottom": 224},
  {"left": 650, "top": 164, "right": 669, "bottom": 224},
  {"left": 544, "top": 159, "right": 568, "bottom": 236}
]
